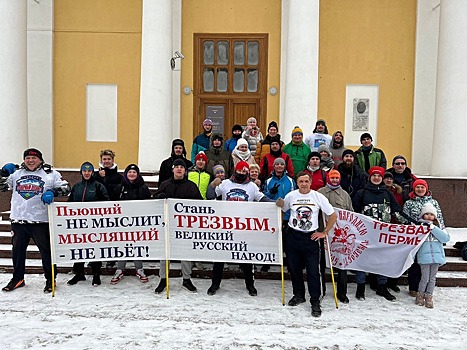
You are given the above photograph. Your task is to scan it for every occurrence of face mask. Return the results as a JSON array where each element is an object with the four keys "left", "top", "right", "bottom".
[{"left": 234, "top": 172, "right": 248, "bottom": 182}]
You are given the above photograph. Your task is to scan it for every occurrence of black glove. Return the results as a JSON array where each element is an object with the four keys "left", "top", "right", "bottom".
[
  {"left": 269, "top": 183, "right": 280, "bottom": 195},
  {"left": 155, "top": 192, "right": 167, "bottom": 199}
]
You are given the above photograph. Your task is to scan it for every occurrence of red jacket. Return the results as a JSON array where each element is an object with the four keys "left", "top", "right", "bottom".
[
  {"left": 259, "top": 152, "right": 294, "bottom": 180},
  {"left": 303, "top": 168, "right": 327, "bottom": 191}
]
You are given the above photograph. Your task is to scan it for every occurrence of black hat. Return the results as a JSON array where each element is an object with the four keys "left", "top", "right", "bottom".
[
  {"left": 268, "top": 121, "right": 278, "bottom": 131},
  {"left": 124, "top": 163, "right": 140, "bottom": 176},
  {"left": 392, "top": 155, "right": 407, "bottom": 165},
  {"left": 316, "top": 119, "right": 326, "bottom": 126},
  {"left": 342, "top": 149, "right": 355, "bottom": 158},
  {"left": 270, "top": 135, "right": 281, "bottom": 145},
  {"left": 172, "top": 139, "right": 185, "bottom": 148},
  {"left": 384, "top": 171, "right": 394, "bottom": 180},
  {"left": 23, "top": 148, "right": 43, "bottom": 161},
  {"left": 172, "top": 158, "right": 186, "bottom": 169},
  {"left": 308, "top": 151, "right": 321, "bottom": 161},
  {"left": 232, "top": 124, "right": 243, "bottom": 133},
  {"left": 360, "top": 133, "right": 373, "bottom": 142}
]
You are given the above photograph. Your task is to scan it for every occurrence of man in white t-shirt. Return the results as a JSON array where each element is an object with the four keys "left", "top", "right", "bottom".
[
  {"left": 277, "top": 170, "right": 337, "bottom": 317},
  {"left": 304, "top": 119, "right": 332, "bottom": 152}
]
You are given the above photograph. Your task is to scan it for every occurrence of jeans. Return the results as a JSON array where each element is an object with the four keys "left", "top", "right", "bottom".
[{"left": 354, "top": 271, "right": 387, "bottom": 285}]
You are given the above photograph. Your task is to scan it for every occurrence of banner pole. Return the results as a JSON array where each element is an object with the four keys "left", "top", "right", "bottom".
[
  {"left": 281, "top": 264, "right": 285, "bottom": 306},
  {"left": 48, "top": 205, "right": 55, "bottom": 298},
  {"left": 165, "top": 260, "right": 170, "bottom": 299},
  {"left": 325, "top": 236, "right": 338, "bottom": 309}
]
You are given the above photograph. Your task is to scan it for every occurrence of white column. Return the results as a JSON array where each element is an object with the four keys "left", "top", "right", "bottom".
[
  {"left": 139, "top": 0, "right": 173, "bottom": 172},
  {"left": 280, "top": 0, "right": 319, "bottom": 139},
  {"left": 0, "top": 0, "right": 28, "bottom": 162},
  {"left": 431, "top": 0, "right": 467, "bottom": 177}
]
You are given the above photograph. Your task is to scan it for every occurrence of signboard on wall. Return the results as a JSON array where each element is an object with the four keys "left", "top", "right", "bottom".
[
  {"left": 206, "top": 105, "right": 225, "bottom": 134},
  {"left": 352, "top": 98, "right": 369, "bottom": 131}
]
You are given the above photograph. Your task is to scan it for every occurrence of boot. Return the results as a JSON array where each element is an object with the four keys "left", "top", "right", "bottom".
[
  {"left": 415, "top": 292, "right": 425, "bottom": 306},
  {"left": 356, "top": 283, "right": 365, "bottom": 301},
  {"left": 67, "top": 274, "right": 86, "bottom": 285},
  {"left": 207, "top": 284, "right": 220, "bottom": 296},
  {"left": 92, "top": 274, "right": 101, "bottom": 286},
  {"left": 376, "top": 284, "right": 396, "bottom": 302},
  {"left": 311, "top": 300, "right": 322, "bottom": 317},
  {"left": 425, "top": 294, "right": 434, "bottom": 308},
  {"left": 154, "top": 278, "right": 166, "bottom": 294}
]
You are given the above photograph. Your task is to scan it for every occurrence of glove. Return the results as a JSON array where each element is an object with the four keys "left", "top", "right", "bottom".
[
  {"left": 210, "top": 177, "right": 222, "bottom": 187},
  {"left": 269, "top": 183, "right": 280, "bottom": 195},
  {"left": 1, "top": 163, "right": 16, "bottom": 176},
  {"left": 275, "top": 198, "right": 285, "bottom": 208},
  {"left": 155, "top": 192, "right": 167, "bottom": 199},
  {"left": 41, "top": 190, "right": 55, "bottom": 205}
]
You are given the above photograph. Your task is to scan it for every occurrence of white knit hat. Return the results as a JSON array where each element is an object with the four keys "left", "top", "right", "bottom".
[
  {"left": 419, "top": 202, "right": 437, "bottom": 219},
  {"left": 236, "top": 138, "right": 249, "bottom": 149}
]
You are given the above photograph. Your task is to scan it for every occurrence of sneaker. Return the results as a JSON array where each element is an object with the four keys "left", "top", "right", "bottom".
[
  {"left": 110, "top": 270, "right": 124, "bottom": 284},
  {"left": 44, "top": 280, "right": 55, "bottom": 293},
  {"left": 92, "top": 274, "right": 101, "bottom": 286},
  {"left": 288, "top": 295, "right": 306, "bottom": 306},
  {"left": 376, "top": 285, "right": 396, "bottom": 302},
  {"left": 67, "top": 274, "right": 86, "bottom": 285},
  {"left": 246, "top": 284, "right": 257, "bottom": 296},
  {"left": 356, "top": 283, "right": 365, "bottom": 301},
  {"left": 415, "top": 292, "right": 425, "bottom": 306},
  {"left": 311, "top": 301, "right": 322, "bottom": 317},
  {"left": 136, "top": 269, "right": 149, "bottom": 283},
  {"left": 182, "top": 279, "right": 197, "bottom": 293},
  {"left": 337, "top": 293, "right": 350, "bottom": 304},
  {"left": 2, "top": 279, "right": 25, "bottom": 292},
  {"left": 154, "top": 278, "right": 166, "bottom": 294},
  {"left": 207, "top": 284, "right": 220, "bottom": 296}
]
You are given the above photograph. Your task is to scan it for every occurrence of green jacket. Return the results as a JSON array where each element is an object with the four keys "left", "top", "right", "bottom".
[
  {"left": 355, "top": 145, "right": 387, "bottom": 172},
  {"left": 188, "top": 167, "right": 211, "bottom": 200},
  {"left": 282, "top": 141, "right": 311, "bottom": 175}
]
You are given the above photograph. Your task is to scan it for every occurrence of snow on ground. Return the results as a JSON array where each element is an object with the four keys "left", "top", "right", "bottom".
[{"left": 1, "top": 273, "right": 466, "bottom": 350}]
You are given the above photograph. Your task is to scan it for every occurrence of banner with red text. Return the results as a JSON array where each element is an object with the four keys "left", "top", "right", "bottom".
[
  {"left": 326, "top": 209, "right": 430, "bottom": 277},
  {"left": 167, "top": 199, "right": 282, "bottom": 265},
  {"left": 49, "top": 200, "right": 166, "bottom": 264}
]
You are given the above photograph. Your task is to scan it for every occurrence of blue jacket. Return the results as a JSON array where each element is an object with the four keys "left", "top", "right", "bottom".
[
  {"left": 264, "top": 172, "right": 295, "bottom": 220},
  {"left": 417, "top": 225, "right": 450, "bottom": 265}
]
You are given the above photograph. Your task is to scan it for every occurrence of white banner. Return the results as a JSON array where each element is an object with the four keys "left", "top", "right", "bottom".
[
  {"left": 167, "top": 199, "right": 283, "bottom": 264},
  {"left": 326, "top": 209, "right": 430, "bottom": 277},
  {"left": 48, "top": 200, "right": 166, "bottom": 264}
]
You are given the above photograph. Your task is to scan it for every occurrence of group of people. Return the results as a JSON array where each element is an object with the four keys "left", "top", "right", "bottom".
[{"left": 0, "top": 117, "right": 449, "bottom": 317}]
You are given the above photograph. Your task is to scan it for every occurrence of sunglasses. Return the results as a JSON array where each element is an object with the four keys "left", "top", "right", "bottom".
[{"left": 394, "top": 162, "right": 406, "bottom": 165}]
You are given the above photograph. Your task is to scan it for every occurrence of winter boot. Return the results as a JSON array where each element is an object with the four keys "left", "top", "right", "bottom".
[
  {"left": 182, "top": 279, "right": 197, "bottom": 292},
  {"left": 376, "top": 284, "right": 396, "bottom": 302},
  {"left": 288, "top": 295, "right": 306, "bottom": 306},
  {"left": 207, "top": 284, "right": 220, "bottom": 296},
  {"left": 110, "top": 270, "right": 124, "bottom": 284},
  {"left": 356, "top": 283, "right": 366, "bottom": 301},
  {"left": 311, "top": 300, "right": 322, "bottom": 317},
  {"left": 2, "top": 279, "right": 25, "bottom": 292},
  {"left": 415, "top": 292, "right": 425, "bottom": 306},
  {"left": 337, "top": 293, "right": 350, "bottom": 304},
  {"left": 246, "top": 284, "right": 257, "bottom": 296},
  {"left": 92, "top": 274, "right": 101, "bottom": 286},
  {"left": 44, "top": 280, "right": 55, "bottom": 293},
  {"left": 67, "top": 274, "right": 86, "bottom": 285},
  {"left": 136, "top": 269, "right": 149, "bottom": 283},
  {"left": 425, "top": 294, "right": 434, "bottom": 308},
  {"left": 154, "top": 278, "right": 166, "bottom": 294}
]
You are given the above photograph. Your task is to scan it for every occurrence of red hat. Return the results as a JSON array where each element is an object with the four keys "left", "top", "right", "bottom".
[
  {"left": 235, "top": 161, "right": 250, "bottom": 173},
  {"left": 368, "top": 166, "right": 385, "bottom": 177},
  {"left": 412, "top": 179, "right": 428, "bottom": 191},
  {"left": 328, "top": 169, "right": 341, "bottom": 179},
  {"left": 195, "top": 151, "right": 208, "bottom": 163}
]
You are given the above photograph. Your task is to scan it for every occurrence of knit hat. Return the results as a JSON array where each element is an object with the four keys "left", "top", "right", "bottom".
[
  {"left": 268, "top": 121, "right": 278, "bottom": 131},
  {"left": 342, "top": 149, "right": 355, "bottom": 158},
  {"left": 318, "top": 144, "right": 331, "bottom": 156},
  {"left": 308, "top": 151, "right": 321, "bottom": 161},
  {"left": 195, "top": 151, "right": 208, "bottom": 163},
  {"left": 328, "top": 169, "right": 341, "bottom": 179},
  {"left": 413, "top": 179, "right": 428, "bottom": 191},
  {"left": 270, "top": 135, "right": 281, "bottom": 145},
  {"left": 203, "top": 118, "right": 213, "bottom": 126},
  {"left": 419, "top": 202, "right": 437, "bottom": 219},
  {"left": 235, "top": 161, "right": 250, "bottom": 173},
  {"left": 232, "top": 124, "right": 243, "bottom": 133},
  {"left": 80, "top": 161, "right": 94, "bottom": 172},
  {"left": 23, "top": 148, "right": 43, "bottom": 161},
  {"left": 291, "top": 126, "right": 303, "bottom": 136},
  {"left": 368, "top": 166, "right": 385, "bottom": 177},
  {"left": 360, "top": 133, "right": 372, "bottom": 142},
  {"left": 212, "top": 164, "right": 225, "bottom": 175},
  {"left": 212, "top": 133, "right": 224, "bottom": 142},
  {"left": 172, "top": 158, "right": 186, "bottom": 169},
  {"left": 247, "top": 117, "right": 257, "bottom": 124},
  {"left": 236, "top": 138, "right": 249, "bottom": 149},
  {"left": 124, "top": 163, "right": 140, "bottom": 176},
  {"left": 384, "top": 171, "right": 394, "bottom": 180},
  {"left": 172, "top": 139, "right": 184, "bottom": 148},
  {"left": 273, "top": 157, "right": 285, "bottom": 166},
  {"left": 392, "top": 155, "right": 407, "bottom": 165}
]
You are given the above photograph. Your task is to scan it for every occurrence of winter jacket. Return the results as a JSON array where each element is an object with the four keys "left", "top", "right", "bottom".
[
  {"left": 402, "top": 194, "right": 445, "bottom": 228},
  {"left": 337, "top": 163, "right": 368, "bottom": 199},
  {"left": 355, "top": 145, "right": 387, "bottom": 173},
  {"left": 330, "top": 131, "right": 348, "bottom": 169},
  {"left": 114, "top": 176, "right": 151, "bottom": 201},
  {"left": 259, "top": 152, "right": 294, "bottom": 180},
  {"left": 387, "top": 167, "right": 417, "bottom": 203},
  {"left": 282, "top": 141, "right": 311, "bottom": 175},
  {"left": 255, "top": 134, "right": 284, "bottom": 164},
  {"left": 191, "top": 133, "right": 211, "bottom": 161},
  {"left": 303, "top": 168, "right": 327, "bottom": 191},
  {"left": 318, "top": 185, "right": 354, "bottom": 212},
  {"left": 188, "top": 167, "right": 211, "bottom": 200},
  {"left": 159, "top": 157, "right": 193, "bottom": 184},
  {"left": 417, "top": 226, "right": 450, "bottom": 265},
  {"left": 153, "top": 176, "right": 203, "bottom": 200},
  {"left": 93, "top": 165, "right": 122, "bottom": 201},
  {"left": 264, "top": 172, "right": 296, "bottom": 220},
  {"left": 242, "top": 128, "right": 263, "bottom": 156},
  {"left": 224, "top": 137, "right": 240, "bottom": 153},
  {"left": 232, "top": 153, "right": 257, "bottom": 167},
  {"left": 205, "top": 133, "right": 234, "bottom": 177},
  {"left": 352, "top": 182, "right": 402, "bottom": 223},
  {"left": 69, "top": 177, "right": 109, "bottom": 203}
]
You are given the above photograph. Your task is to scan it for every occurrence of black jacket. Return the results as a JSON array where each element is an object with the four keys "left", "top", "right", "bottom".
[
  {"left": 159, "top": 157, "right": 193, "bottom": 184},
  {"left": 68, "top": 177, "right": 109, "bottom": 202},
  {"left": 114, "top": 176, "right": 151, "bottom": 200},
  {"left": 93, "top": 166, "right": 122, "bottom": 201},
  {"left": 387, "top": 167, "right": 417, "bottom": 203},
  {"left": 153, "top": 176, "right": 203, "bottom": 200},
  {"left": 337, "top": 163, "right": 368, "bottom": 199}
]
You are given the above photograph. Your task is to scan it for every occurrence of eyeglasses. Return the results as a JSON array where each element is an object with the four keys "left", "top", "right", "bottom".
[{"left": 394, "top": 162, "right": 406, "bottom": 166}]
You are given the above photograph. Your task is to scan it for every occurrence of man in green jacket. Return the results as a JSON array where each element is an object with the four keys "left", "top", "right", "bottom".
[
  {"left": 283, "top": 126, "right": 311, "bottom": 176},
  {"left": 354, "top": 133, "right": 387, "bottom": 173}
]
